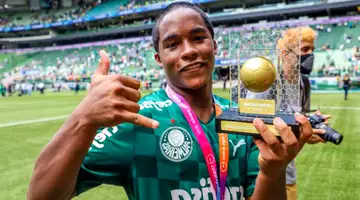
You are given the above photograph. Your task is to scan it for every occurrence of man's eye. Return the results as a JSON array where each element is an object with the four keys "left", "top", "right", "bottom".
[
  {"left": 302, "top": 47, "right": 311, "bottom": 52},
  {"left": 194, "top": 36, "right": 206, "bottom": 41},
  {"left": 166, "top": 43, "right": 177, "bottom": 49}
]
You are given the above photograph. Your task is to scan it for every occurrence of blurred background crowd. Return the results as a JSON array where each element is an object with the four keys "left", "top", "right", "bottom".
[{"left": 0, "top": 0, "right": 359, "bottom": 95}]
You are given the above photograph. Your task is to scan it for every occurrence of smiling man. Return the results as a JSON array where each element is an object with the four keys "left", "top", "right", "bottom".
[{"left": 28, "top": 2, "right": 313, "bottom": 200}]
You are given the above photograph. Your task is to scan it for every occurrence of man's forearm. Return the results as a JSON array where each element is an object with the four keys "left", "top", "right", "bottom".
[
  {"left": 250, "top": 170, "right": 286, "bottom": 200},
  {"left": 27, "top": 109, "right": 98, "bottom": 200}
]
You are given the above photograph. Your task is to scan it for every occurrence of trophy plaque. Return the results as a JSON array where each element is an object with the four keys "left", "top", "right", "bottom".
[{"left": 215, "top": 28, "right": 302, "bottom": 139}]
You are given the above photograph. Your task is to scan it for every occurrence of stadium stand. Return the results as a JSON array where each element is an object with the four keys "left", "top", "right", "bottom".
[
  {"left": 0, "top": 0, "right": 359, "bottom": 92},
  {"left": 0, "top": 5, "right": 91, "bottom": 27},
  {"left": 315, "top": 21, "right": 360, "bottom": 50},
  {"left": 0, "top": 53, "right": 29, "bottom": 74},
  {"left": 85, "top": 0, "right": 130, "bottom": 18},
  {"left": 0, "top": 38, "right": 162, "bottom": 87},
  {"left": 0, "top": 0, "right": 174, "bottom": 28},
  {"left": 1, "top": 17, "right": 359, "bottom": 86}
]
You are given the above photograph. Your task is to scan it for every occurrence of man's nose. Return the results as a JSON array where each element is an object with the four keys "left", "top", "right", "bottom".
[{"left": 180, "top": 41, "right": 199, "bottom": 60}]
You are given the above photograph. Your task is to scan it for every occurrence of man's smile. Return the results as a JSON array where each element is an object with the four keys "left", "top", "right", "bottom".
[{"left": 180, "top": 62, "right": 207, "bottom": 72}]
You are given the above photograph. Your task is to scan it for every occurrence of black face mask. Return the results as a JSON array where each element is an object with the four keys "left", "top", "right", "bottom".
[{"left": 300, "top": 53, "right": 314, "bottom": 74}]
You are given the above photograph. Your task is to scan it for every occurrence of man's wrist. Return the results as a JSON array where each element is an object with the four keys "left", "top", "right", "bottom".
[
  {"left": 259, "top": 168, "right": 286, "bottom": 182},
  {"left": 251, "top": 169, "right": 286, "bottom": 200},
  {"left": 72, "top": 97, "right": 100, "bottom": 131}
]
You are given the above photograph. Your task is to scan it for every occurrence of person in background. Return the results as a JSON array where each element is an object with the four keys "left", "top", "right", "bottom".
[
  {"left": 7, "top": 83, "right": 13, "bottom": 97},
  {"left": 38, "top": 82, "right": 45, "bottom": 94},
  {"left": 277, "top": 26, "right": 330, "bottom": 200},
  {"left": 218, "top": 66, "right": 229, "bottom": 90},
  {"left": 0, "top": 83, "right": 5, "bottom": 97},
  {"left": 342, "top": 74, "right": 351, "bottom": 100},
  {"left": 20, "top": 81, "right": 26, "bottom": 96},
  {"left": 74, "top": 80, "right": 80, "bottom": 94},
  {"left": 161, "top": 77, "right": 167, "bottom": 89},
  {"left": 27, "top": 82, "right": 33, "bottom": 96}
]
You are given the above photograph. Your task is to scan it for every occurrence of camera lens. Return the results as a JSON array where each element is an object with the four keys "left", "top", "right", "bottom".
[{"left": 319, "top": 125, "right": 343, "bottom": 145}]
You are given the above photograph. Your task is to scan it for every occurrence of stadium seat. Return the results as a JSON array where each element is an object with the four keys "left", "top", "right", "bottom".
[{"left": 85, "top": 0, "right": 129, "bottom": 18}]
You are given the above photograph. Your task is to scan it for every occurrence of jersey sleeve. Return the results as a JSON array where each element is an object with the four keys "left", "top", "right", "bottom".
[
  {"left": 244, "top": 136, "right": 260, "bottom": 198},
  {"left": 75, "top": 123, "right": 136, "bottom": 195}
]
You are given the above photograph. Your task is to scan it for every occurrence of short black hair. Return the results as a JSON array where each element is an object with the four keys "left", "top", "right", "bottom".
[{"left": 152, "top": 1, "right": 214, "bottom": 53}]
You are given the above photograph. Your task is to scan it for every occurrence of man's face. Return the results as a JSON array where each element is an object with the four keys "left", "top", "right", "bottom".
[
  {"left": 281, "top": 39, "right": 314, "bottom": 83},
  {"left": 154, "top": 8, "right": 217, "bottom": 90},
  {"left": 300, "top": 40, "right": 314, "bottom": 56}
]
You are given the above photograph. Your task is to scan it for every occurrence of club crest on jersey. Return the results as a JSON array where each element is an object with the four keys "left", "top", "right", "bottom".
[{"left": 160, "top": 126, "right": 193, "bottom": 162}]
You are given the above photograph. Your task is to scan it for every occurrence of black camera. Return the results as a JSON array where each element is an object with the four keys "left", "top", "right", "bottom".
[{"left": 308, "top": 114, "right": 343, "bottom": 145}]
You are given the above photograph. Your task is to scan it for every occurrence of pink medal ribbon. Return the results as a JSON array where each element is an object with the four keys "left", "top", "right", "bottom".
[{"left": 165, "top": 86, "right": 229, "bottom": 200}]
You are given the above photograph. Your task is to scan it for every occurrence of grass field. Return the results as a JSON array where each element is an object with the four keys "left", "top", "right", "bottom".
[{"left": 0, "top": 89, "right": 359, "bottom": 200}]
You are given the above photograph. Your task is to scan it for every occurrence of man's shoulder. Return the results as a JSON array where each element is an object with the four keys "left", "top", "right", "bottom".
[
  {"left": 139, "top": 89, "right": 168, "bottom": 102},
  {"left": 213, "top": 94, "right": 231, "bottom": 110}
]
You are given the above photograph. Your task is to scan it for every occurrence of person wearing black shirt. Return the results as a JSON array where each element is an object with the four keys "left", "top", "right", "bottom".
[{"left": 343, "top": 74, "right": 351, "bottom": 100}]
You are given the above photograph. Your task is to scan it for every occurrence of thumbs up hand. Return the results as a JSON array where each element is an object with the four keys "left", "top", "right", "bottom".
[
  {"left": 94, "top": 50, "right": 111, "bottom": 76},
  {"left": 77, "top": 50, "right": 159, "bottom": 129}
]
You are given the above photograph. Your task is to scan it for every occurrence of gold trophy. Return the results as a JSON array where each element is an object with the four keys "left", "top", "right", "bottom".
[{"left": 216, "top": 28, "right": 302, "bottom": 138}]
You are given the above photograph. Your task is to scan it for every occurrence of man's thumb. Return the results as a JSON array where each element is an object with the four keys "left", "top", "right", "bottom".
[{"left": 95, "top": 50, "right": 110, "bottom": 75}]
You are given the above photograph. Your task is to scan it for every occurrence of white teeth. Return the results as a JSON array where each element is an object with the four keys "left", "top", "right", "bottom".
[{"left": 184, "top": 63, "right": 202, "bottom": 71}]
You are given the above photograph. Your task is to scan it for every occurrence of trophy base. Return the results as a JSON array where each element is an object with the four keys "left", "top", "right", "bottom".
[{"left": 215, "top": 109, "right": 300, "bottom": 139}]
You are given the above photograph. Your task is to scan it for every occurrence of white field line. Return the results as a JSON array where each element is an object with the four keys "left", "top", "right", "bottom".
[
  {"left": 0, "top": 115, "right": 69, "bottom": 128},
  {"left": 0, "top": 105, "right": 359, "bottom": 128},
  {"left": 315, "top": 106, "right": 360, "bottom": 110}
]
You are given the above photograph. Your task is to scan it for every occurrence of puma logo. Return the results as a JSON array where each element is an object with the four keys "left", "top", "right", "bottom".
[{"left": 229, "top": 139, "right": 246, "bottom": 156}]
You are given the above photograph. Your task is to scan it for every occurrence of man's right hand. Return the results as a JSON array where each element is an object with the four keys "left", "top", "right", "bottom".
[
  {"left": 307, "top": 129, "right": 326, "bottom": 144},
  {"left": 76, "top": 50, "right": 159, "bottom": 129},
  {"left": 27, "top": 50, "right": 160, "bottom": 200}
]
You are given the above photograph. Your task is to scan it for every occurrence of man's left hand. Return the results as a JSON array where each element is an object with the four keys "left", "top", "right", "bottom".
[
  {"left": 315, "top": 109, "right": 331, "bottom": 124},
  {"left": 306, "top": 109, "right": 331, "bottom": 144},
  {"left": 252, "top": 113, "right": 313, "bottom": 179}
]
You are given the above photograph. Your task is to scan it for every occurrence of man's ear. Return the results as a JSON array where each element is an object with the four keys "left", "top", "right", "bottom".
[
  {"left": 213, "top": 40, "right": 218, "bottom": 55},
  {"left": 154, "top": 53, "right": 163, "bottom": 68}
]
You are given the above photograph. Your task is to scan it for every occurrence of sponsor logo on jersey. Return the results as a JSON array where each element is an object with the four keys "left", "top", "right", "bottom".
[
  {"left": 229, "top": 139, "right": 246, "bottom": 157},
  {"left": 90, "top": 126, "right": 118, "bottom": 150},
  {"left": 160, "top": 126, "right": 193, "bottom": 162},
  {"left": 171, "top": 177, "right": 244, "bottom": 200},
  {"left": 139, "top": 99, "right": 173, "bottom": 111}
]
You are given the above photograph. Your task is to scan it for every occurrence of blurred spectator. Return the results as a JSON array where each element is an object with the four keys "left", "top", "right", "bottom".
[
  {"left": 1, "top": 3, "right": 92, "bottom": 27},
  {"left": 0, "top": 83, "right": 5, "bottom": 97},
  {"left": 38, "top": 82, "right": 45, "bottom": 94},
  {"left": 342, "top": 74, "right": 351, "bottom": 100},
  {"left": 354, "top": 46, "right": 360, "bottom": 60},
  {"left": 74, "top": 80, "right": 80, "bottom": 94}
]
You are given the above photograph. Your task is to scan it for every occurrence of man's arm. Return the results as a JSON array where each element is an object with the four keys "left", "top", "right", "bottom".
[
  {"left": 247, "top": 171, "right": 286, "bottom": 200},
  {"left": 246, "top": 113, "right": 313, "bottom": 200},
  {"left": 27, "top": 113, "right": 98, "bottom": 200},
  {"left": 27, "top": 51, "right": 158, "bottom": 200}
]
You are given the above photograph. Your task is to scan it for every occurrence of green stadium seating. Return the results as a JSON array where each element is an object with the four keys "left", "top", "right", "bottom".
[
  {"left": 311, "top": 21, "right": 360, "bottom": 50},
  {"left": 1, "top": 40, "right": 159, "bottom": 82},
  {"left": 0, "top": 53, "right": 30, "bottom": 74},
  {"left": 0, "top": 7, "right": 86, "bottom": 27},
  {"left": 1, "top": 20, "right": 359, "bottom": 83},
  {"left": 85, "top": 0, "right": 129, "bottom": 18}
]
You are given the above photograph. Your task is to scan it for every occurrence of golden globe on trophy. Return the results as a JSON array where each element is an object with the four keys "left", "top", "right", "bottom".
[{"left": 215, "top": 27, "right": 302, "bottom": 138}]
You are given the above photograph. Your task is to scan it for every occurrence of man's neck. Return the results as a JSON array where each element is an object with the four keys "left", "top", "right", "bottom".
[{"left": 168, "top": 82, "right": 214, "bottom": 123}]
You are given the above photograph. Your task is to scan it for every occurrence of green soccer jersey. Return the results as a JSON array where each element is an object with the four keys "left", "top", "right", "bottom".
[{"left": 76, "top": 89, "right": 260, "bottom": 200}]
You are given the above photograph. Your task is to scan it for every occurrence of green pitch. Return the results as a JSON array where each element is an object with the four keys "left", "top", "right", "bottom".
[{"left": 0, "top": 89, "right": 359, "bottom": 200}]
